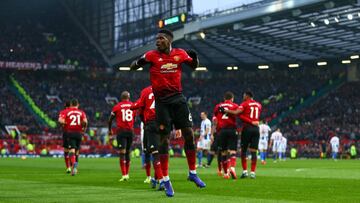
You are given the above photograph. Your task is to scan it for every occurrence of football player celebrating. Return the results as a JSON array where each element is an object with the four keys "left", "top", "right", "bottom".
[
  {"left": 222, "top": 91, "right": 262, "bottom": 179},
  {"left": 130, "top": 29, "right": 205, "bottom": 197},
  {"left": 213, "top": 92, "right": 239, "bottom": 179},
  {"left": 131, "top": 86, "right": 165, "bottom": 189}
]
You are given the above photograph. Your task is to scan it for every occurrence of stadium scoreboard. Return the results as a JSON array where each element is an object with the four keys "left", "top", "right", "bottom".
[{"left": 158, "top": 13, "right": 187, "bottom": 28}]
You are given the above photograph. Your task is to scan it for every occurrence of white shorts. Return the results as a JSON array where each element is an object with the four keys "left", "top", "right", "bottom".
[
  {"left": 272, "top": 142, "right": 281, "bottom": 152},
  {"left": 279, "top": 144, "right": 286, "bottom": 153},
  {"left": 197, "top": 139, "right": 211, "bottom": 150},
  {"left": 258, "top": 141, "right": 268, "bottom": 151},
  {"left": 332, "top": 145, "right": 339, "bottom": 153}
]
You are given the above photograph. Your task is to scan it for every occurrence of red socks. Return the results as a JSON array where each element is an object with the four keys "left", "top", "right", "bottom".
[
  {"left": 64, "top": 152, "right": 70, "bottom": 168},
  {"left": 185, "top": 150, "right": 196, "bottom": 171},
  {"left": 119, "top": 153, "right": 127, "bottom": 176},
  {"left": 230, "top": 155, "right": 237, "bottom": 168},
  {"left": 241, "top": 152, "right": 257, "bottom": 172},
  {"left": 153, "top": 153, "right": 163, "bottom": 180},
  {"left": 251, "top": 152, "right": 257, "bottom": 172},
  {"left": 222, "top": 160, "right": 229, "bottom": 174},
  {"left": 241, "top": 154, "right": 247, "bottom": 171},
  {"left": 222, "top": 155, "right": 229, "bottom": 173},
  {"left": 70, "top": 154, "right": 76, "bottom": 167},
  {"left": 159, "top": 154, "right": 169, "bottom": 176},
  {"left": 153, "top": 160, "right": 163, "bottom": 180},
  {"left": 145, "top": 162, "right": 151, "bottom": 177},
  {"left": 251, "top": 159, "right": 257, "bottom": 172},
  {"left": 119, "top": 158, "right": 126, "bottom": 176}
]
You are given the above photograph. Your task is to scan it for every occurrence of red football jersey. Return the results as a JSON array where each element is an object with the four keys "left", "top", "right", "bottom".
[
  {"left": 144, "top": 48, "right": 193, "bottom": 100},
  {"left": 131, "top": 86, "right": 156, "bottom": 124},
  {"left": 63, "top": 107, "right": 87, "bottom": 133},
  {"left": 112, "top": 100, "right": 135, "bottom": 132},
  {"left": 58, "top": 108, "right": 68, "bottom": 131},
  {"left": 58, "top": 108, "right": 67, "bottom": 119},
  {"left": 213, "top": 100, "right": 238, "bottom": 130},
  {"left": 238, "top": 99, "right": 262, "bottom": 127}
]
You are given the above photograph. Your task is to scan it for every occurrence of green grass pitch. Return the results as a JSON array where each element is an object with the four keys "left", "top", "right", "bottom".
[{"left": 0, "top": 157, "right": 359, "bottom": 203}]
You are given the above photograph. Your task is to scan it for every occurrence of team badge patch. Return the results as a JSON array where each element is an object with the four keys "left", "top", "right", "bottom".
[{"left": 174, "top": 56, "right": 180, "bottom": 61}]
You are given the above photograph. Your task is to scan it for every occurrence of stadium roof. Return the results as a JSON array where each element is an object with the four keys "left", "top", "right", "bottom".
[{"left": 112, "top": 0, "right": 360, "bottom": 69}]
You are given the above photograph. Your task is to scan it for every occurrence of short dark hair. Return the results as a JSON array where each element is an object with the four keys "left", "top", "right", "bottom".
[
  {"left": 158, "top": 29, "right": 174, "bottom": 39},
  {"left": 70, "top": 99, "right": 79, "bottom": 106},
  {"left": 224, "top": 91, "right": 234, "bottom": 100},
  {"left": 244, "top": 90, "right": 254, "bottom": 98},
  {"left": 64, "top": 100, "right": 70, "bottom": 108},
  {"left": 121, "top": 91, "right": 130, "bottom": 100},
  {"left": 201, "top": 112, "right": 207, "bottom": 116}
]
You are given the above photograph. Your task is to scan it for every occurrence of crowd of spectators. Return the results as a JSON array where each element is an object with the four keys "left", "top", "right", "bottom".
[
  {"left": 183, "top": 67, "right": 342, "bottom": 125},
  {"left": 0, "top": 0, "right": 106, "bottom": 68},
  {"left": 280, "top": 82, "right": 360, "bottom": 142},
  {"left": 2, "top": 66, "right": 343, "bottom": 130},
  {"left": 0, "top": 74, "right": 42, "bottom": 134},
  {"left": 1, "top": 65, "right": 357, "bottom": 157}
]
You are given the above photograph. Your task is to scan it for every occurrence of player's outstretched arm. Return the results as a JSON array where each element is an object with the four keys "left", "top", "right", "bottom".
[
  {"left": 130, "top": 101, "right": 140, "bottom": 110},
  {"left": 239, "top": 114, "right": 259, "bottom": 126},
  {"left": 130, "top": 57, "right": 150, "bottom": 71},
  {"left": 130, "top": 97, "right": 144, "bottom": 110},
  {"left": 224, "top": 108, "right": 242, "bottom": 115},
  {"left": 184, "top": 49, "right": 199, "bottom": 70}
]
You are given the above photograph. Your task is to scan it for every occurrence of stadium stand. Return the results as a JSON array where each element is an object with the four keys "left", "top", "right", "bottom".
[
  {"left": 5, "top": 66, "right": 342, "bottom": 132},
  {"left": 1, "top": 64, "right": 353, "bottom": 157},
  {"left": 0, "top": 0, "right": 106, "bottom": 68},
  {"left": 0, "top": 74, "right": 42, "bottom": 134},
  {"left": 280, "top": 82, "right": 360, "bottom": 142}
]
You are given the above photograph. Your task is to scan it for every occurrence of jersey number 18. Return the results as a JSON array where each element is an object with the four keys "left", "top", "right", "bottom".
[{"left": 121, "top": 109, "right": 133, "bottom": 122}]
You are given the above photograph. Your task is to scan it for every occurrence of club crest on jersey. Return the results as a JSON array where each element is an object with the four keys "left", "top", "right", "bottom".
[{"left": 173, "top": 56, "right": 180, "bottom": 61}]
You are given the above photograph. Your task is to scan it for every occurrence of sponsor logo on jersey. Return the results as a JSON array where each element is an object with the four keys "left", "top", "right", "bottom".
[
  {"left": 160, "top": 63, "right": 178, "bottom": 70},
  {"left": 160, "top": 63, "right": 178, "bottom": 73}
]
